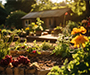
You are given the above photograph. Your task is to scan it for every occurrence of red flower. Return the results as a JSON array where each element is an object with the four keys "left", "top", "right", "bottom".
[
  {"left": 32, "top": 50, "right": 36, "bottom": 53},
  {"left": 65, "top": 12, "right": 68, "bottom": 15}
]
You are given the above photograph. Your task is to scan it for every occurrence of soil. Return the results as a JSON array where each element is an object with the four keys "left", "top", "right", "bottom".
[
  {"left": 10, "top": 42, "right": 73, "bottom": 70},
  {"left": 28, "top": 54, "right": 72, "bottom": 70}
]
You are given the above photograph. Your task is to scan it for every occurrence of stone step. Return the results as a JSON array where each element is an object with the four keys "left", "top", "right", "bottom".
[{"left": 26, "top": 35, "right": 58, "bottom": 43}]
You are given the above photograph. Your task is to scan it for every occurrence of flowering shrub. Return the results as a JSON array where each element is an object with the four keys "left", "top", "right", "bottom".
[
  {"left": 0, "top": 55, "right": 30, "bottom": 67},
  {"left": 48, "top": 26, "right": 90, "bottom": 75},
  {"left": 0, "top": 55, "right": 12, "bottom": 66},
  {"left": 52, "top": 34, "right": 71, "bottom": 57},
  {"left": 71, "top": 26, "right": 89, "bottom": 48}
]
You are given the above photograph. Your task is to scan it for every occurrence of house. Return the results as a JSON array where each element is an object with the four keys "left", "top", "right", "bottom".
[{"left": 21, "top": 8, "right": 72, "bottom": 29}]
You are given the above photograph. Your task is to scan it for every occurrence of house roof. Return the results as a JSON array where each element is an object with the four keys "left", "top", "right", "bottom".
[{"left": 21, "top": 8, "right": 70, "bottom": 19}]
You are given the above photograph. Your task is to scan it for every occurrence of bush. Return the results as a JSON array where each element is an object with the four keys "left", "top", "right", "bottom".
[{"left": 6, "top": 10, "right": 26, "bottom": 29}]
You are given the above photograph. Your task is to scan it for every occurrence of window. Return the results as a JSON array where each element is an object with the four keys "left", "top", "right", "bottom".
[
  {"left": 25, "top": 20, "right": 28, "bottom": 26},
  {"left": 29, "top": 20, "right": 31, "bottom": 24}
]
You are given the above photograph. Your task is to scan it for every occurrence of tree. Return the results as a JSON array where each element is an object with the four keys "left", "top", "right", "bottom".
[
  {"left": 4, "top": 0, "right": 36, "bottom": 14},
  {"left": 31, "top": 0, "right": 67, "bottom": 12},
  {"left": 66, "top": 0, "right": 90, "bottom": 21},
  {"left": 31, "top": 0, "right": 53, "bottom": 12},
  {"left": 0, "top": 3, "right": 8, "bottom": 25},
  {"left": 6, "top": 10, "right": 26, "bottom": 29}
]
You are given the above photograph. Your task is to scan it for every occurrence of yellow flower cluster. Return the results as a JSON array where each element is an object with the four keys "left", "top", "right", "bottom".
[
  {"left": 71, "top": 26, "right": 86, "bottom": 35},
  {"left": 71, "top": 34, "right": 89, "bottom": 48},
  {"left": 25, "top": 27, "right": 29, "bottom": 31},
  {"left": 71, "top": 26, "right": 89, "bottom": 48}
]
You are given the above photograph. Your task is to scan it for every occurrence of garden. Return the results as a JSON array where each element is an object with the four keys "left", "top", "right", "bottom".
[{"left": 0, "top": 0, "right": 90, "bottom": 75}]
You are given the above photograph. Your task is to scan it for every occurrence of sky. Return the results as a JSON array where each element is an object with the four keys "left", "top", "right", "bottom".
[
  {"left": 0, "top": 0, "right": 6, "bottom": 4},
  {"left": 0, "top": 0, "right": 65, "bottom": 5},
  {"left": 51, "top": 0, "right": 65, "bottom": 3}
]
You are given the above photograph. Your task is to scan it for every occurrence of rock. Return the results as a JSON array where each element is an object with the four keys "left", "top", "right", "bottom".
[
  {"left": 14, "top": 67, "right": 19, "bottom": 75},
  {"left": 0, "top": 66, "right": 4, "bottom": 72},
  {"left": 41, "top": 32, "right": 48, "bottom": 35},
  {"left": 18, "top": 68, "right": 24, "bottom": 75},
  {"left": 25, "top": 66, "right": 36, "bottom": 74},
  {"left": 37, "top": 69, "right": 50, "bottom": 75},
  {"left": 6, "top": 67, "right": 13, "bottom": 75}
]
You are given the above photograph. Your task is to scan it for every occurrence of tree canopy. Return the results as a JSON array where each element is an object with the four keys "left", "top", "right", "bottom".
[
  {"left": 0, "top": 3, "right": 8, "bottom": 25},
  {"left": 6, "top": 10, "right": 26, "bottom": 29},
  {"left": 4, "top": 0, "right": 36, "bottom": 14}
]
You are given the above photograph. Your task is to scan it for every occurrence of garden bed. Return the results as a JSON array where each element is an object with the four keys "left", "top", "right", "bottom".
[{"left": 0, "top": 51, "right": 72, "bottom": 75}]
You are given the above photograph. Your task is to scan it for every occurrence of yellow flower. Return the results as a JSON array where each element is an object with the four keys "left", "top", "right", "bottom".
[
  {"left": 71, "top": 28, "right": 80, "bottom": 35},
  {"left": 25, "top": 27, "right": 29, "bottom": 30},
  {"left": 35, "top": 24, "right": 38, "bottom": 27},
  {"left": 79, "top": 26, "right": 86, "bottom": 34},
  {"left": 71, "top": 34, "right": 89, "bottom": 48},
  {"left": 71, "top": 26, "right": 86, "bottom": 35}
]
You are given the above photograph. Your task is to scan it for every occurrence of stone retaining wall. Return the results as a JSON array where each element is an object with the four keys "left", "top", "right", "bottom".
[{"left": 0, "top": 65, "right": 50, "bottom": 75}]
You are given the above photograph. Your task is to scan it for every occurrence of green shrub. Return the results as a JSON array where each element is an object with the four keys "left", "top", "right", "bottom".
[
  {"left": 62, "top": 20, "right": 79, "bottom": 36},
  {"left": 48, "top": 41, "right": 90, "bottom": 75},
  {"left": 6, "top": 10, "right": 26, "bottom": 29},
  {"left": 52, "top": 34, "right": 71, "bottom": 57},
  {"left": 40, "top": 41, "right": 54, "bottom": 50},
  {"left": 0, "top": 31, "right": 14, "bottom": 60}
]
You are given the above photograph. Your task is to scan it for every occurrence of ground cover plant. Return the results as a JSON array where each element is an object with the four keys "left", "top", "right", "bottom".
[{"left": 48, "top": 26, "right": 90, "bottom": 75}]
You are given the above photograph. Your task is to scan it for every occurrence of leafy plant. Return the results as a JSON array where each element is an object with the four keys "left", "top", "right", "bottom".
[
  {"left": 0, "top": 31, "right": 14, "bottom": 60},
  {"left": 40, "top": 41, "right": 54, "bottom": 50},
  {"left": 52, "top": 34, "right": 71, "bottom": 57}
]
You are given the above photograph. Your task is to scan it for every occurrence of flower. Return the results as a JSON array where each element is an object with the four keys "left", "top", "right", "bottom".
[
  {"left": 71, "top": 26, "right": 86, "bottom": 35},
  {"left": 71, "top": 34, "right": 89, "bottom": 48},
  {"left": 86, "top": 22, "right": 90, "bottom": 27},
  {"left": 82, "top": 20, "right": 88, "bottom": 23},
  {"left": 65, "top": 12, "right": 68, "bottom": 15},
  {"left": 35, "top": 24, "right": 38, "bottom": 27},
  {"left": 71, "top": 28, "right": 80, "bottom": 35},
  {"left": 80, "top": 26, "right": 86, "bottom": 34},
  {"left": 25, "top": 27, "right": 29, "bottom": 30},
  {"left": 32, "top": 50, "right": 36, "bottom": 53}
]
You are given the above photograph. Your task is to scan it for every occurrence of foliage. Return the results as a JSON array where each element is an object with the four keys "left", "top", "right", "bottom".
[
  {"left": 48, "top": 26, "right": 90, "bottom": 75},
  {"left": 0, "top": 3, "right": 8, "bottom": 25},
  {"left": 31, "top": 0, "right": 67, "bottom": 12},
  {"left": 6, "top": 10, "right": 26, "bottom": 29},
  {"left": 66, "top": 0, "right": 86, "bottom": 15},
  {"left": 66, "top": 0, "right": 90, "bottom": 22},
  {"left": 26, "top": 17, "right": 44, "bottom": 34},
  {"left": 62, "top": 21, "right": 79, "bottom": 36},
  {"left": 67, "top": 20, "right": 79, "bottom": 31},
  {"left": 48, "top": 46, "right": 90, "bottom": 75},
  {"left": 40, "top": 41, "right": 54, "bottom": 50},
  {"left": 52, "top": 34, "right": 71, "bottom": 57},
  {"left": 5, "top": 0, "right": 36, "bottom": 14},
  {"left": 31, "top": 0, "right": 53, "bottom": 12},
  {"left": 0, "top": 31, "right": 14, "bottom": 60},
  {"left": 0, "top": 55, "right": 12, "bottom": 66},
  {"left": 0, "top": 55, "right": 30, "bottom": 67},
  {"left": 54, "top": 26, "right": 62, "bottom": 30}
]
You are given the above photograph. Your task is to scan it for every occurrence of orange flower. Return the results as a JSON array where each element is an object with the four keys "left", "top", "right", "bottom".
[
  {"left": 71, "top": 28, "right": 80, "bottom": 35},
  {"left": 71, "top": 26, "right": 86, "bottom": 35},
  {"left": 65, "top": 12, "right": 68, "bottom": 15},
  {"left": 71, "top": 34, "right": 89, "bottom": 48},
  {"left": 79, "top": 26, "right": 86, "bottom": 34}
]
